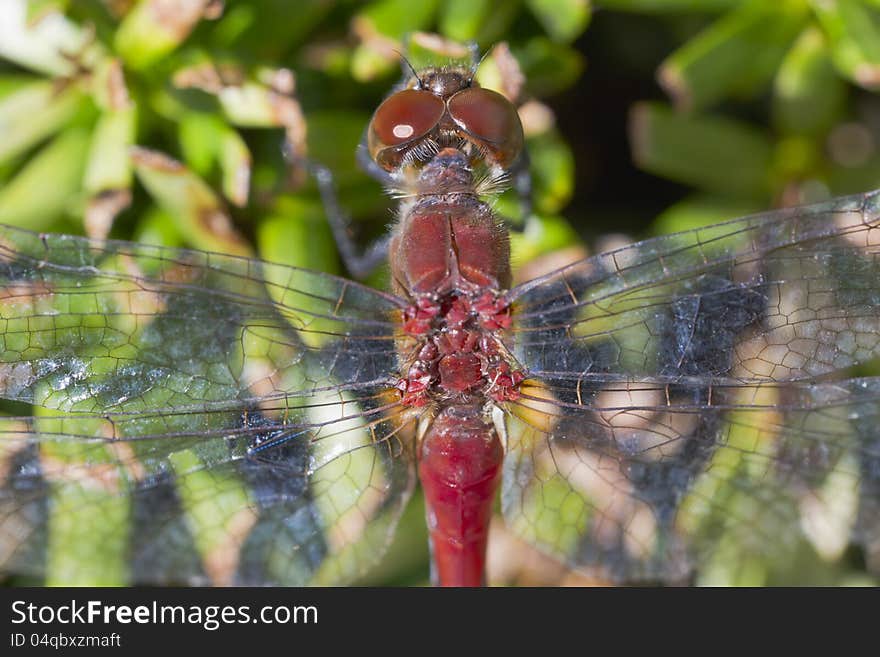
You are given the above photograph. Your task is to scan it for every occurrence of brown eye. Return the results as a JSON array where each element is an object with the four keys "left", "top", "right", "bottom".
[
  {"left": 448, "top": 88, "right": 524, "bottom": 166},
  {"left": 368, "top": 89, "right": 445, "bottom": 168}
]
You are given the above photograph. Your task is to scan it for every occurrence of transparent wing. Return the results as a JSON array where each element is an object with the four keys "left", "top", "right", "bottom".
[
  {"left": 0, "top": 224, "right": 406, "bottom": 411},
  {"left": 0, "top": 224, "right": 418, "bottom": 585},
  {"left": 510, "top": 190, "right": 880, "bottom": 382},
  {"left": 501, "top": 378, "right": 879, "bottom": 584},
  {"left": 502, "top": 190, "right": 880, "bottom": 583}
]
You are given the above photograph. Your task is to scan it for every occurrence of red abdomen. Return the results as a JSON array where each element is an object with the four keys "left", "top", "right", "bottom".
[{"left": 418, "top": 405, "right": 503, "bottom": 587}]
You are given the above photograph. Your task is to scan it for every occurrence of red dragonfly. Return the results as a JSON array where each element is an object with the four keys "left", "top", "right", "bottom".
[{"left": 1, "top": 57, "right": 880, "bottom": 587}]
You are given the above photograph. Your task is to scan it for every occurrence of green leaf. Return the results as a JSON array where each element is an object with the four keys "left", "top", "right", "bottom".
[
  {"left": 771, "top": 135, "right": 821, "bottom": 183},
  {"left": 827, "top": 153, "right": 880, "bottom": 195},
  {"left": 405, "top": 34, "right": 474, "bottom": 71},
  {"left": 597, "top": 0, "right": 738, "bottom": 11},
  {"left": 658, "top": 0, "right": 809, "bottom": 111},
  {"left": 83, "top": 107, "right": 136, "bottom": 194},
  {"left": 42, "top": 444, "right": 130, "bottom": 585},
  {"left": 219, "top": 127, "right": 251, "bottom": 208},
  {"left": 513, "top": 37, "right": 586, "bottom": 97},
  {"left": 509, "top": 213, "right": 582, "bottom": 267},
  {"left": 169, "top": 448, "right": 256, "bottom": 586},
  {"left": 467, "top": 0, "right": 523, "bottom": 44},
  {"left": 256, "top": 198, "right": 343, "bottom": 350},
  {"left": 651, "top": 193, "right": 764, "bottom": 234},
  {"left": 211, "top": 0, "right": 333, "bottom": 54},
  {"left": 178, "top": 112, "right": 225, "bottom": 175},
  {"left": 629, "top": 102, "right": 774, "bottom": 199},
  {"left": 772, "top": 26, "right": 847, "bottom": 137},
  {"left": 216, "top": 81, "right": 288, "bottom": 126},
  {"left": 178, "top": 112, "right": 252, "bottom": 206},
  {"left": 88, "top": 57, "right": 132, "bottom": 113},
  {"left": 303, "top": 110, "right": 391, "bottom": 224},
  {"left": 439, "top": 0, "right": 494, "bottom": 41},
  {"left": 350, "top": 0, "right": 442, "bottom": 81},
  {"left": 305, "top": 111, "right": 370, "bottom": 184},
  {"left": 26, "top": 0, "right": 69, "bottom": 21},
  {"left": 0, "top": 74, "right": 38, "bottom": 99},
  {"left": 355, "top": 0, "right": 441, "bottom": 39},
  {"left": 528, "top": 130, "right": 576, "bottom": 214},
  {"left": 114, "top": 0, "right": 211, "bottom": 70},
  {"left": 35, "top": 398, "right": 130, "bottom": 586},
  {"left": 82, "top": 105, "right": 136, "bottom": 238},
  {"left": 258, "top": 199, "right": 341, "bottom": 277},
  {"left": 45, "top": 479, "right": 129, "bottom": 586},
  {"left": 307, "top": 389, "right": 401, "bottom": 586},
  {"left": 131, "top": 147, "right": 252, "bottom": 256},
  {"left": 350, "top": 44, "right": 396, "bottom": 82},
  {"left": 201, "top": 78, "right": 304, "bottom": 142},
  {"left": 355, "top": 492, "right": 429, "bottom": 585},
  {"left": 811, "top": 0, "right": 880, "bottom": 90},
  {"left": 0, "top": 79, "right": 85, "bottom": 167},
  {"left": 526, "top": 0, "right": 591, "bottom": 44},
  {"left": 132, "top": 205, "right": 186, "bottom": 249},
  {"left": 0, "top": 0, "right": 94, "bottom": 76},
  {"left": 0, "top": 126, "right": 91, "bottom": 230}
]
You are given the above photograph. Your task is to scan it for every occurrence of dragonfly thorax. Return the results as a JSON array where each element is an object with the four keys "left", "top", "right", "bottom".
[{"left": 395, "top": 289, "right": 523, "bottom": 407}]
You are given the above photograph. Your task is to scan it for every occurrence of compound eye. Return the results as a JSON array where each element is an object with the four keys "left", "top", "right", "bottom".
[
  {"left": 448, "top": 87, "right": 523, "bottom": 166},
  {"left": 448, "top": 88, "right": 517, "bottom": 144},
  {"left": 369, "top": 89, "right": 445, "bottom": 153}
]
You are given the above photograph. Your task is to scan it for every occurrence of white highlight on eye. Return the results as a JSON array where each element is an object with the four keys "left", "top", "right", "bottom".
[{"left": 393, "top": 124, "right": 414, "bottom": 139}]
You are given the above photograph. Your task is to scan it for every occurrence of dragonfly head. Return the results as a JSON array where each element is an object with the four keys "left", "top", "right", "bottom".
[{"left": 367, "top": 65, "right": 524, "bottom": 176}]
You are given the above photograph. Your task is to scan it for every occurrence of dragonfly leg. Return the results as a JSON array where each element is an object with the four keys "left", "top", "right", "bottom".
[
  {"left": 282, "top": 134, "right": 389, "bottom": 263},
  {"left": 309, "top": 160, "right": 391, "bottom": 280}
]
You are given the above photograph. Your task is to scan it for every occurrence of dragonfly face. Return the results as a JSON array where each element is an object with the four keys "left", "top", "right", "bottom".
[
  {"left": 366, "top": 67, "right": 524, "bottom": 173},
  {"left": 1, "top": 62, "right": 880, "bottom": 586}
]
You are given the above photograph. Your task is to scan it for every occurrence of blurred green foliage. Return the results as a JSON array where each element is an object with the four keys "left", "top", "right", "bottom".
[
  {"left": 0, "top": 0, "right": 591, "bottom": 285},
  {"left": 1, "top": 0, "right": 879, "bottom": 586},
  {"left": 623, "top": 0, "right": 880, "bottom": 231},
  {"left": 3, "top": 0, "right": 878, "bottom": 269}
]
